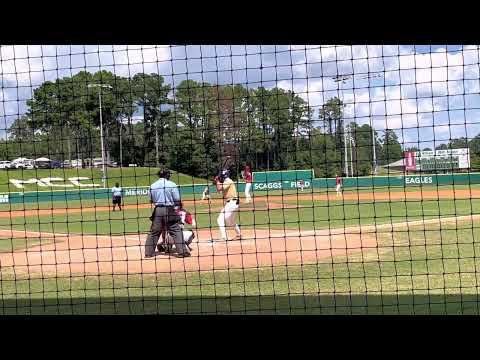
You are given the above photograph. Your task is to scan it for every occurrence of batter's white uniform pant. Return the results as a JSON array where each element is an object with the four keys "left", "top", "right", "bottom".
[
  {"left": 244, "top": 182, "right": 252, "bottom": 202},
  {"left": 336, "top": 184, "right": 342, "bottom": 194},
  {"left": 218, "top": 200, "right": 241, "bottom": 240}
]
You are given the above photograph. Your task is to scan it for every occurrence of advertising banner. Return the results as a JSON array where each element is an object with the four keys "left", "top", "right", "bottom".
[{"left": 404, "top": 151, "right": 417, "bottom": 171}]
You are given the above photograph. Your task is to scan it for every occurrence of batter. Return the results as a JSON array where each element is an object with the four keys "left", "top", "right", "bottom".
[{"left": 215, "top": 169, "right": 242, "bottom": 241}]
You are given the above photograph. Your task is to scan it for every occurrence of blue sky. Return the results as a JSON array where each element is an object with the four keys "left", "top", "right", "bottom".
[{"left": 1, "top": 45, "right": 480, "bottom": 150}]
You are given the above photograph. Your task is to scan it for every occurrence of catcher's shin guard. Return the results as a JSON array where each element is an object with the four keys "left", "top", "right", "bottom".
[{"left": 184, "top": 230, "right": 195, "bottom": 245}]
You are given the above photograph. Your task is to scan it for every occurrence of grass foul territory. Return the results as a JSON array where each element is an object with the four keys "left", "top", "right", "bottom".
[{"left": 1, "top": 44, "right": 480, "bottom": 315}]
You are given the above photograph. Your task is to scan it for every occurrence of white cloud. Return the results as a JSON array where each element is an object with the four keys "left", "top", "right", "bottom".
[
  {"left": 1, "top": 44, "right": 171, "bottom": 80},
  {"left": 2, "top": 44, "right": 480, "bottom": 147},
  {"left": 381, "top": 45, "right": 400, "bottom": 57},
  {"left": 281, "top": 46, "right": 479, "bottom": 143},
  {"left": 399, "top": 54, "right": 415, "bottom": 69}
]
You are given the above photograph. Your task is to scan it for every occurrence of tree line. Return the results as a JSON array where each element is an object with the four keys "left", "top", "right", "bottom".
[{"left": 3, "top": 70, "right": 409, "bottom": 179}]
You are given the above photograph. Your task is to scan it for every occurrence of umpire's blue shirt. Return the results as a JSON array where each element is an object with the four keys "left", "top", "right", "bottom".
[{"left": 149, "top": 178, "right": 181, "bottom": 206}]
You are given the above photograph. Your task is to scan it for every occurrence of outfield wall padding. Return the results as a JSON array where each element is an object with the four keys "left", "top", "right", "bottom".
[{"left": 1, "top": 173, "right": 479, "bottom": 204}]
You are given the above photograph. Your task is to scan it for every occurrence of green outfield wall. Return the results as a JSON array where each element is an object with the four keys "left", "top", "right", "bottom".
[{"left": 0, "top": 172, "right": 479, "bottom": 204}]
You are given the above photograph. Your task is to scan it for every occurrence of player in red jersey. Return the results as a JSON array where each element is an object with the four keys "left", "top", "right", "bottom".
[
  {"left": 335, "top": 173, "right": 343, "bottom": 197},
  {"left": 241, "top": 165, "right": 253, "bottom": 203}
]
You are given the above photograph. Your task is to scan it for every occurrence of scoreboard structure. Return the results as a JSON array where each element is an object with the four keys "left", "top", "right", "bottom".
[{"left": 404, "top": 148, "right": 470, "bottom": 172}]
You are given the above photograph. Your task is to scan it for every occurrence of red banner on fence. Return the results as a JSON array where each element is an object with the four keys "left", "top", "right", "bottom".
[{"left": 404, "top": 151, "right": 417, "bottom": 171}]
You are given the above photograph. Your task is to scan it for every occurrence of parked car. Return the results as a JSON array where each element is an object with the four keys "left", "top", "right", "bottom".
[
  {"left": 92, "top": 158, "right": 103, "bottom": 168},
  {"left": 63, "top": 159, "right": 83, "bottom": 168},
  {"left": 0, "top": 161, "right": 11, "bottom": 169},
  {"left": 71, "top": 159, "right": 84, "bottom": 168},
  {"left": 11, "top": 158, "right": 34, "bottom": 169},
  {"left": 50, "top": 160, "right": 63, "bottom": 169},
  {"left": 34, "top": 157, "right": 52, "bottom": 169}
]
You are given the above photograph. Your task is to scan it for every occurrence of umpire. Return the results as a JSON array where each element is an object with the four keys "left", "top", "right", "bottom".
[{"left": 144, "top": 168, "right": 191, "bottom": 258}]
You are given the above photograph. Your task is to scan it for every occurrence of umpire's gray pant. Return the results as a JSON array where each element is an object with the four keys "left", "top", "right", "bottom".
[{"left": 144, "top": 206, "right": 189, "bottom": 257}]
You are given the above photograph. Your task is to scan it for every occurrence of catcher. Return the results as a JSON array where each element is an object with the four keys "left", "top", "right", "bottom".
[
  {"left": 215, "top": 169, "right": 242, "bottom": 241},
  {"left": 157, "top": 206, "right": 197, "bottom": 253}
]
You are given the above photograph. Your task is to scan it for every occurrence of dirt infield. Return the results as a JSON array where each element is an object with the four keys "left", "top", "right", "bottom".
[
  {"left": 1, "top": 214, "right": 478, "bottom": 277},
  {"left": 0, "top": 188, "right": 476, "bottom": 219},
  {"left": 0, "top": 187, "right": 476, "bottom": 277},
  {"left": 0, "top": 227, "right": 377, "bottom": 276}
]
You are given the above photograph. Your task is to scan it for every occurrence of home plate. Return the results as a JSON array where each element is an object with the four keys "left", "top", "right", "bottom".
[{"left": 205, "top": 239, "right": 225, "bottom": 244}]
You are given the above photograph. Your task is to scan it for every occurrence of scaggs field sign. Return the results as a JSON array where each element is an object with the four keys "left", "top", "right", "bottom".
[
  {"left": 253, "top": 180, "right": 311, "bottom": 191},
  {"left": 254, "top": 182, "right": 283, "bottom": 190}
]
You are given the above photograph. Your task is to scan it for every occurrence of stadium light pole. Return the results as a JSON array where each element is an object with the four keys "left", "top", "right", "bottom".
[
  {"left": 370, "top": 105, "right": 377, "bottom": 175},
  {"left": 349, "top": 125, "right": 355, "bottom": 176},
  {"left": 344, "top": 113, "right": 349, "bottom": 177},
  {"left": 119, "top": 116, "right": 124, "bottom": 168},
  {"left": 88, "top": 83, "right": 112, "bottom": 188},
  {"left": 334, "top": 72, "right": 383, "bottom": 176},
  {"left": 358, "top": 72, "right": 383, "bottom": 175},
  {"left": 333, "top": 75, "right": 350, "bottom": 177}
]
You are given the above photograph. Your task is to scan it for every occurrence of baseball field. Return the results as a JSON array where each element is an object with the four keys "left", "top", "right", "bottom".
[
  {"left": 1, "top": 168, "right": 479, "bottom": 314},
  {"left": 4, "top": 43, "right": 480, "bottom": 317}
]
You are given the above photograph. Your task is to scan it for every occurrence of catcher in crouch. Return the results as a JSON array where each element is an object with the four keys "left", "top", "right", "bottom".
[
  {"left": 215, "top": 169, "right": 242, "bottom": 241},
  {"left": 157, "top": 207, "right": 197, "bottom": 253}
]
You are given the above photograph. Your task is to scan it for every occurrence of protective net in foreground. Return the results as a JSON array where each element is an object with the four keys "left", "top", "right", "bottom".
[{"left": 0, "top": 45, "right": 478, "bottom": 314}]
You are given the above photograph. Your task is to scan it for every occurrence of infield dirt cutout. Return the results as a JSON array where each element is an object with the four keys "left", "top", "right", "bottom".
[
  {"left": 0, "top": 227, "right": 378, "bottom": 276},
  {"left": 0, "top": 188, "right": 475, "bottom": 277}
]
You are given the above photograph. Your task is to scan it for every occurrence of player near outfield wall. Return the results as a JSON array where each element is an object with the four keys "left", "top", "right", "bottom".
[
  {"left": 242, "top": 165, "right": 253, "bottom": 203},
  {"left": 335, "top": 174, "right": 343, "bottom": 197},
  {"left": 111, "top": 182, "right": 123, "bottom": 211}
]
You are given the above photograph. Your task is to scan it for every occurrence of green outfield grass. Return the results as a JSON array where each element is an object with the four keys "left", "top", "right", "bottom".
[
  {"left": 0, "top": 193, "right": 154, "bottom": 211},
  {"left": 2, "top": 182, "right": 480, "bottom": 213},
  {"left": 0, "top": 167, "right": 206, "bottom": 193},
  {"left": 1, "top": 197, "right": 479, "bottom": 236},
  {"left": 1, "top": 219, "right": 479, "bottom": 314},
  {"left": 1, "top": 181, "right": 479, "bottom": 314},
  {"left": 1, "top": 167, "right": 478, "bottom": 197},
  {"left": 0, "top": 237, "right": 53, "bottom": 252}
]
